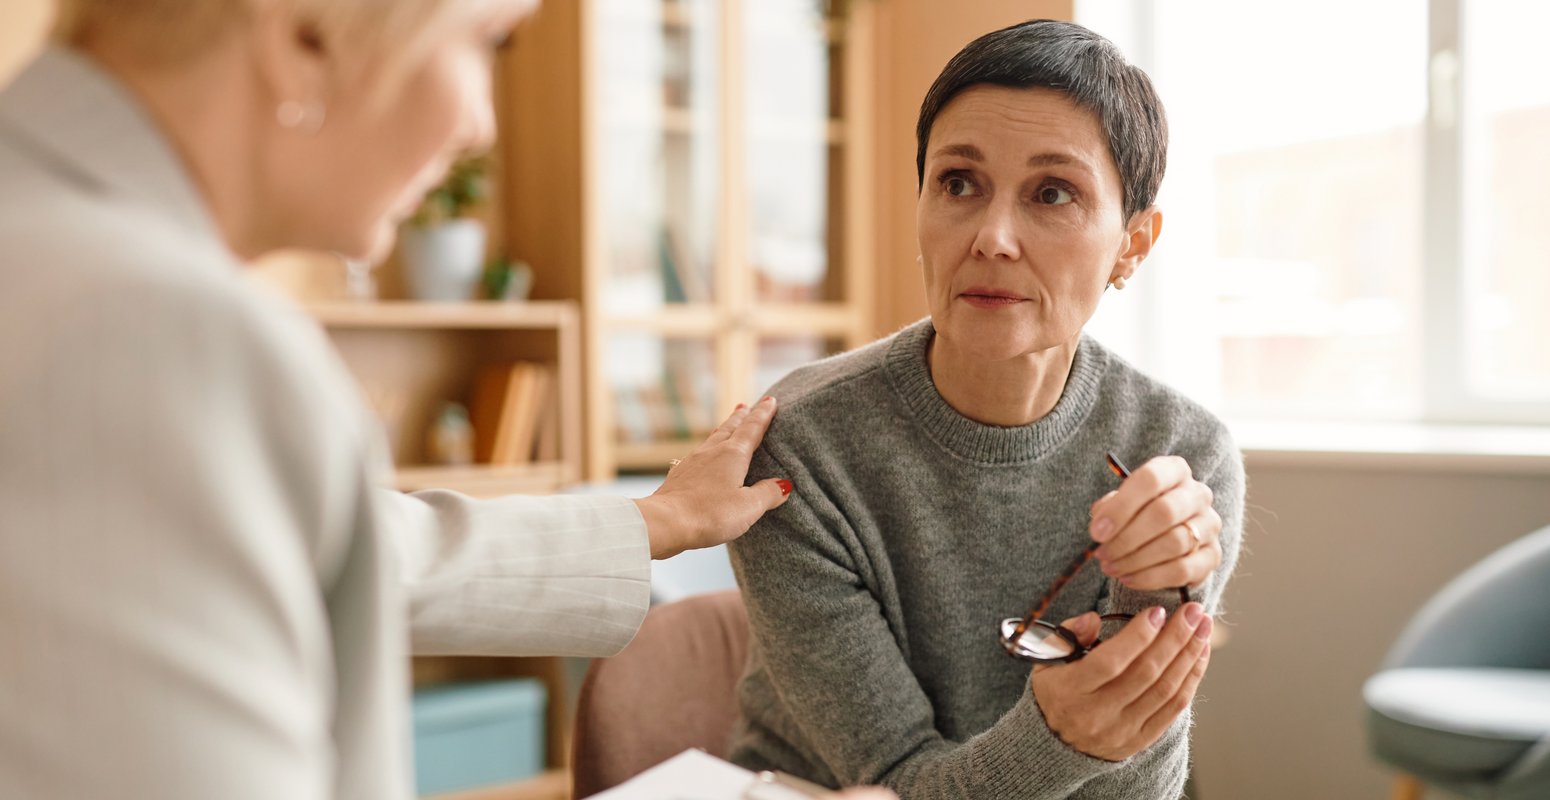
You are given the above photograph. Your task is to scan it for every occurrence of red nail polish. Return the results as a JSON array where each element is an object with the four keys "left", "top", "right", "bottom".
[
  {"left": 735, "top": 403, "right": 747, "bottom": 411},
  {"left": 777, "top": 479, "right": 793, "bottom": 496}
]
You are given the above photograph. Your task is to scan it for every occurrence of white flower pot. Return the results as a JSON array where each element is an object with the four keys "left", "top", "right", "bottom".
[{"left": 400, "top": 219, "right": 487, "bottom": 302}]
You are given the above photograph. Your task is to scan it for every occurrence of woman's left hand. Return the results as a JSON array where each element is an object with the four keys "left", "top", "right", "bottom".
[{"left": 1088, "top": 456, "right": 1221, "bottom": 590}]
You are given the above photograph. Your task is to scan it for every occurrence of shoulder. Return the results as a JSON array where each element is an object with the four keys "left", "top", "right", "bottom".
[
  {"left": 764, "top": 329, "right": 900, "bottom": 410},
  {"left": 0, "top": 202, "right": 362, "bottom": 454},
  {"left": 1086, "top": 336, "right": 1241, "bottom": 478},
  {"left": 754, "top": 323, "right": 915, "bottom": 461}
]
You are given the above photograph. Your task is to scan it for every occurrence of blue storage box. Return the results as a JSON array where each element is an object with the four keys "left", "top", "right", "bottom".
[{"left": 412, "top": 678, "right": 547, "bottom": 796}]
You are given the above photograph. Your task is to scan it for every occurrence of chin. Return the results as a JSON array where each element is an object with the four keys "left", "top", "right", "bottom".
[{"left": 935, "top": 308, "right": 1067, "bottom": 363}]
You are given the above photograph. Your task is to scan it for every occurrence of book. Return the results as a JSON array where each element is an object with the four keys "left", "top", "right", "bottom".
[
  {"left": 470, "top": 363, "right": 521, "bottom": 464},
  {"left": 470, "top": 362, "right": 550, "bottom": 465},
  {"left": 503, "top": 364, "right": 549, "bottom": 465}
]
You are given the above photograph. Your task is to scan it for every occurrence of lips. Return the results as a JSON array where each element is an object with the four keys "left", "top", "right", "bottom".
[{"left": 959, "top": 286, "right": 1029, "bottom": 308}]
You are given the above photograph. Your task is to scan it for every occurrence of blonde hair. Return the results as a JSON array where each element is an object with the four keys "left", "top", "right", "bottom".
[{"left": 54, "top": 0, "right": 490, "bottom": 78}]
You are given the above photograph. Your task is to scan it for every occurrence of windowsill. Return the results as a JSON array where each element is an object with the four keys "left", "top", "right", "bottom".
[{"left": 1232, "top": 420, "right": 1550, "bottom": 474}]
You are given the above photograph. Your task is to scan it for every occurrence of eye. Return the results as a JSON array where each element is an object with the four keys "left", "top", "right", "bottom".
[
  {"left": 938, "top": 171, "right": 981, "bottom": 198},
  {"left": 1036, "top": 183, "right": 1074, "bottom": 205}
]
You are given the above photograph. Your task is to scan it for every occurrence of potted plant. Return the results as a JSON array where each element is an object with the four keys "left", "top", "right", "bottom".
[{"left": 399, "top": 155, "right": 490, "bottom": 302}]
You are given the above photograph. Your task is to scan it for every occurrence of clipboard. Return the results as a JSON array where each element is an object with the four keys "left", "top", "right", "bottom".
[{"left": 584, "top": 748, "right": 843, "bottom": 800}]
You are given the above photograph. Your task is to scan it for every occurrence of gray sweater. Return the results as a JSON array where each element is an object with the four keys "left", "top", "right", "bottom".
[{"left": 728, "top": 319, "right": 1244, "bottom": 799}]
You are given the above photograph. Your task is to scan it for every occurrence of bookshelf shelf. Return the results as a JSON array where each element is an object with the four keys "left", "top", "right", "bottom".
[
  {"left": 749, "top": 303, "right": 862, "bottom": 336},
  {"left": 394, "top": 463, "right": 572, "bottom": 498},
  {"left": 615, "top": 440, "right": 701, "bottom": 471},
  {"left": 608, "top": 305, "right": 720, "bottom": 335},
  {"left": 309, "top": 301, "right": 576, "bottom": 331}
]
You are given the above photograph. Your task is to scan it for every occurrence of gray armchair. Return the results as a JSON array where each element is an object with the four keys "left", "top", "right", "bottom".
[{"left": 1363, "top": 523, "right": 1550, "bottom": 799}]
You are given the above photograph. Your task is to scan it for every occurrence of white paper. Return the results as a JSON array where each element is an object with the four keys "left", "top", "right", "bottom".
[{"left": 584, "top": 749, "right": 756, "bottom": 800}]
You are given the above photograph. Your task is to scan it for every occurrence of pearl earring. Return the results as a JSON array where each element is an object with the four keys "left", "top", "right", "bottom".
[
  {"left": 276, "top": 100, "right": 326, "bottom": 134},
  {"left": 1108, "top": 275, "right": 1128, "bottom": 290}
]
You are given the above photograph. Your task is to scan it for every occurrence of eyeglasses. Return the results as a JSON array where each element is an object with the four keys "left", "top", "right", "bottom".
[{"left": 998, "top": 452, "right": 1190, "bottom": 664}]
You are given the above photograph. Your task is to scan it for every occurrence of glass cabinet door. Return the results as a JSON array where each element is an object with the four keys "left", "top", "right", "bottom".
[
  {"left": 753, "top": 335, "right": 845, "bottom": 398},
  {"left": 606, "top": 332, "right": 720, "bottom": 467},
  {"left": 595, "top": 0, "right": 723, "bottom": 313},
  {"left": 743, "top": 1, "right": 846, "bottom": 305}
]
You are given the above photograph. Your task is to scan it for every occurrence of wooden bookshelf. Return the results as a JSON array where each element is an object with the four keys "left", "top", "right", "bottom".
[
  {"left": 302, "top": 300, "right": 583, "bottom": 493},
  {"left": 393, "top": 463, "right": 571, "bottom": 498},
  {"left": 503, "top": 0, "right": 878, "bottom": 480},
  {"left": 309, "top": 300, "right": 576, "bottom": 330}
]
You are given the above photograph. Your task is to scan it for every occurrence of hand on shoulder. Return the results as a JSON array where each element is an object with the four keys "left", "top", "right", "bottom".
[{"left": 633, "top": 396, "right": 794, "bottom": 559}]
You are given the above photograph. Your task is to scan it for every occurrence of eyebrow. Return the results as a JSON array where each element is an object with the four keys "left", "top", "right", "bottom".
[{"left": 931, "top": 144, "right": 1090, "bottom": 172}]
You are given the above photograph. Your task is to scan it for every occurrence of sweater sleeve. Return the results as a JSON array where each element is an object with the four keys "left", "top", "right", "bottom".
[{"left": 730, "top": 443, "right": 1132, "bottom": 800}]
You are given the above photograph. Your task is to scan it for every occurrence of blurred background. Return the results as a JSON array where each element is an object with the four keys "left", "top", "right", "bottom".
[{"left": 3, "top": 0, "right": 1547, "bottom": 798}]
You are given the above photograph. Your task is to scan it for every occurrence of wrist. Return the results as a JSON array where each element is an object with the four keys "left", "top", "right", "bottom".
[{"left": 633, "top": 494, "right": 688, "bottom": 560}]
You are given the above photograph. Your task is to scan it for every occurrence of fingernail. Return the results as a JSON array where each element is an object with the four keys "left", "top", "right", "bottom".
[
  {"left": 1184, "top": 603, "right": 1203, "bottom": 626},
  {"left": 1195, "top": 615, "right": 1214, "bottom": 641},
  {"left": 1092, "top": 518, "right": 1114, "bottom": 542},
  {"left": 1099, "top": 561, "right": 1115, "bottom": 576},
  {"left": 1147, "top": 606, "right": 1165, "bottom": 627},
  {"left": 735, "top": 403, "right": 747, "bottom": 411},
  {"left": 761, "top": 395, "right": 775, "bottom": 404},
  {"left": 777, "top": 479, "right": 793, "bottom": 496}
]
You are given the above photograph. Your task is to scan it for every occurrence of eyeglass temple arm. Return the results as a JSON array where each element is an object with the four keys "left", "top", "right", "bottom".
[
  {"left": 1017, "top": 454, "right": 1130, "bottom": 630},
  {"left": 1112, "top": 454, "right": 1198, "bottom": 609}
]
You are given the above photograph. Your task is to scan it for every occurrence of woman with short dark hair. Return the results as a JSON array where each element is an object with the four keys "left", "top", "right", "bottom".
[{"left": 729, "top": 20, "right": 1243, "bottom": 799}]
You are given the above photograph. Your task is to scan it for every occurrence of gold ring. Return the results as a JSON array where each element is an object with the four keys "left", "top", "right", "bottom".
[{"left": 1182, "top": 520, "right": 1203, "bottom": 550}]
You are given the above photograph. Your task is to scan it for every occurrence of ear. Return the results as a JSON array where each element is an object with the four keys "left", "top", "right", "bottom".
[
  {"left": 1109, "top": 207, "right": 1163, "bottom": 286},
  {"left": 250, "top": 4, "right": 331, "bottom": 121}
]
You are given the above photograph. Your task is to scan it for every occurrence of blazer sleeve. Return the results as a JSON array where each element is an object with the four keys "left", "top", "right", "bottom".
[{"left": 381, "top": 486, "right": 652, "bottom": 657}]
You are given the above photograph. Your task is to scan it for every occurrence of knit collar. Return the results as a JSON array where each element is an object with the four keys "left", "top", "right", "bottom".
[{"left": 884, "top": 318, "right": 1108, "bottom": 465}]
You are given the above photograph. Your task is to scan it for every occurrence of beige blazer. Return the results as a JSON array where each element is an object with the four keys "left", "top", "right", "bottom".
[{"left": 0, "top": 49, "right": 651, "bottom": 800}]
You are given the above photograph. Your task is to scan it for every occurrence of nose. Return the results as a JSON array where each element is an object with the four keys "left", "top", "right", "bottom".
[{"left": 970, "top": 196, "right": 1021, "bottom": 262}]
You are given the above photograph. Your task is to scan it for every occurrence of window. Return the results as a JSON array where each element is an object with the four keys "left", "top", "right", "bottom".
[{"left": 1077, "top": 0, "right": 1550, "bottom": 425}]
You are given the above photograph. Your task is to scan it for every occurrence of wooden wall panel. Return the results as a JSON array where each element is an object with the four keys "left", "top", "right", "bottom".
[{"left": 866, "top": 0, "right": 1074, "bottom": 337}]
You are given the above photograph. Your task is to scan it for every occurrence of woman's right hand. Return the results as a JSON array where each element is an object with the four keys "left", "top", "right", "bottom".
[
  {"left": 632, "top": 396, "right": 793, "bottom": 560},
  {"left": 1030, "top": 603, "right": 1213, "bottom": 762}
]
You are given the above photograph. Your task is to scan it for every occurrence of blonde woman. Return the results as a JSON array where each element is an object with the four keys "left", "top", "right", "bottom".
[{"left": 0, "top": 2, "right": 892, "bottom": 798}]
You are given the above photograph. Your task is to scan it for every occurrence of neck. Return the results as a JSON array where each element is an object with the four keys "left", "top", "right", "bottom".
[
  {"left": 81, "top": 40, "right": 268, "bottom": 260},
  {"left": 926, "top": 331, "right": 1080, "bottom": 427}
]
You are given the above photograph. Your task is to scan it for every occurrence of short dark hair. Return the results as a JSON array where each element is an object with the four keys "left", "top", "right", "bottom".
[{"left": 915, "top": 19, "right": 1168, "bottom": 222}]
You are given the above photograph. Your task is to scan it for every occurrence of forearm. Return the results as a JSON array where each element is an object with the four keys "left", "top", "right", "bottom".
[
  {"left": 383, "top": 488, "right": 651, "bottom": 657},
  {"left": 869, "top": 693, "right": 1130, "bottom": 800}
]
